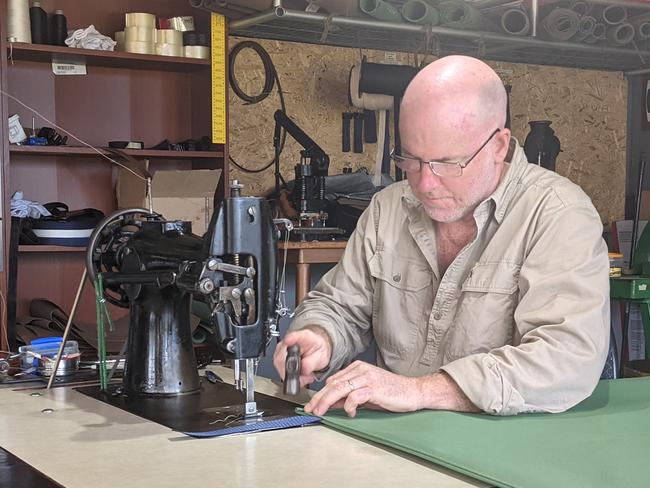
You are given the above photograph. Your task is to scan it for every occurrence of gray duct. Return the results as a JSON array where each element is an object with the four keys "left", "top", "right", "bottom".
[
  {"left": 541, "top": 8, "right": 580, "bottom": 41},
  {"left": 500, "top": 8, "right": 530, "bottom": 36},
  {"left": 401, "top": 0, "right": 440, "bottom": 25}
]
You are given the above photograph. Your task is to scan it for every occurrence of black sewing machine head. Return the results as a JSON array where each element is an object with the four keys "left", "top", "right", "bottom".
[{"left": 86, "top": 182, "right": 278, "bottom": 408}]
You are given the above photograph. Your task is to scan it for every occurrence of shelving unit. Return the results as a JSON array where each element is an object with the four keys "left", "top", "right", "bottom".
[
  {"left": 10, "top": 145, "right": 224, "bottom": 159},
  {"left": 228, "top": 4, "right": 650, "bottom": 72},
  {"left": 0, "top": 0, "right": 229, "bottom": 349},
  {"left": 7, "top": 42, "right": 210, "bottom": 72}
]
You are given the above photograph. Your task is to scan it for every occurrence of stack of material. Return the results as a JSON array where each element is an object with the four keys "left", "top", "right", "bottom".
[
  {"left": 156, "top": 28, "right": 183, "bottom": 56},
  {"left": 122, "top": 12, "right": 156, "bottom": 54}
]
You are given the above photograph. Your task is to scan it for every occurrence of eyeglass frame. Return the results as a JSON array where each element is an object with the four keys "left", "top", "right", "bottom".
[{"left": 390, "top": 128, "right": 501, "bottom": 178}]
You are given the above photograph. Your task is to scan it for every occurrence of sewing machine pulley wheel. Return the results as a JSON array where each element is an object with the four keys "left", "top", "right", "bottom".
[{"left": 86, "top": 208, "right": 161, "bottom": 307}]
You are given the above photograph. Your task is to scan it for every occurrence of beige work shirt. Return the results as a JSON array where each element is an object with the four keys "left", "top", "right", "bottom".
[{"left": 290, "top": 143, "right": 610, "bottom": 415}]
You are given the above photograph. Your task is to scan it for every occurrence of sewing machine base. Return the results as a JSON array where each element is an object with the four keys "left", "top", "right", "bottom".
[{"left": 76, "top": 379, "right": 299, "bottom": 433}]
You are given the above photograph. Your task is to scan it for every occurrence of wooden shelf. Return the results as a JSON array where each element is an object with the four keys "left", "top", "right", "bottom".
[
  {"left": 10, "top": 145, "right": 223, "bottom": 160},
  {"left": 7, "top": 42, "right": 210, "bottom": 72},
  {"left": 19, "top": 245, "right": 86, "bottom": 253}
]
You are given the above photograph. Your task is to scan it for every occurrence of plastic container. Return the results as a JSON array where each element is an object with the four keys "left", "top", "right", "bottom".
[
  {"left": 19, "top": 338, "right": 80, "bottom": 376},
  {"left": 609, "top": 252, "right": 624, "bottom": 278}
]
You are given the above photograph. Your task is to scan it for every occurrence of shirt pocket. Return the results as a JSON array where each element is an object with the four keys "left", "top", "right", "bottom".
[
  {"left": 368, "top": 250, "right": 433, "bottom": 356},
  {"left": 448, "top": 261, "right": 520, "bottom": 360}
]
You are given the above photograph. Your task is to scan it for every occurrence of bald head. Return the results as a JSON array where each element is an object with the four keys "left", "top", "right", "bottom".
[{"left": 400, "top": 56, "right": 507, "bottom": 155}]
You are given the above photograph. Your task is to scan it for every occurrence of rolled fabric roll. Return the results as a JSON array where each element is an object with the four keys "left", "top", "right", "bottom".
[
  {"left": 401, "top": 0, "right": 440, "bottom": 25},
  {"left": 629, "top": 12, "right": 650, "bottom": 39},
  {"left": 438, "top": 0, "right": 492, "bottom": 31},
  {"left": 607, "top": 22, "right": 635, "bottom": 45},
  {"left": 359, "top": 0, "right": 402, "bottom": 22},
  {"left": 574, "top": 15, "right": 596, "bottom": 41},
  {"left": 125, "top": 12, "right": 156, "bottom": 28},
  {"left": 500, "top": 8, "right": 530, "bottom": 36},
  {"left": 125, "top": 25, "right": 156, "bottom": 42},
  {"left": 583, "top": 22, "right": 606, "bottom": 43},
  {"left": 348, "top": 64, "right": 394, "bottom": 111},
  {"left": 602, "top": 4, "right": 627, "bottom": 25},
  {"left": 569, "top": 1, "right": 592, "bottom": 16},
  {"left": 541, "top": 8, "right": 580, "bottom": 41},
  {"left": 358, "top": 61, "right": 418, "bottom": 98}
]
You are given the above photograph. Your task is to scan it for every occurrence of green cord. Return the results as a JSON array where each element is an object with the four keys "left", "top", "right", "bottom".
[{"left": 94, "top": 275, "right": 109, "bottom": 390}]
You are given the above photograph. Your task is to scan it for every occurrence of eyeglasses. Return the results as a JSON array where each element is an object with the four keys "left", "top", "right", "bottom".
[{"left": 390, "top": 128, "right": 501, "bottom": 178}]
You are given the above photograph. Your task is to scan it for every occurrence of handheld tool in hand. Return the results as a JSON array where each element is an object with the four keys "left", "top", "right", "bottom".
[{"left": 283, "top": 344, "right": 301, "bottom": 396}]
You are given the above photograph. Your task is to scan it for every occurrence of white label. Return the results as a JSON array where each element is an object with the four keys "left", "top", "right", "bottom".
[
  {"left": 639, "top": 284, "right": 647, "bottom": 291},
  {"left": 52, "top": 61, "right": 87, "bottom": 76},
  {"left": 384, "top": 52, "right": 398, "bottom": 63}
]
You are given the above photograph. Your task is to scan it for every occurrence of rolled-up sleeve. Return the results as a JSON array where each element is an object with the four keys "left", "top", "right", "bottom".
[
  {"left": 441, "top": 203, "right": 610, "bottom": 415},
  {"left": 289, "top": 197, "right": 379, "bottom": 375}
]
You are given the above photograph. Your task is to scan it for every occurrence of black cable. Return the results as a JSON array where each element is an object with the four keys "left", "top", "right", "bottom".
[{"left": 228, "top": 41, "right": 287, "bottom": 174}]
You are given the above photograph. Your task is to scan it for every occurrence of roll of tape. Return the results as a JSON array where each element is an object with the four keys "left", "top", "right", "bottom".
[
  {"left": 183, "top": 45, "right": 210, "bottom": 59},
  {"left": 125, "top": 40, "right": 155, "bottom": 55},
  {"left": 156, "top": 29, "right": 183, "bottom": 45},
  {"left": 156, "top": 43, "right": 183, "bottom": 57},
  {"left": 168, "top": 16, "right": 195, "bottom": 32},
  {"left": 125, "top": 12, "right": 156, "bottom": 28},
  {"left": 125, "top": 26, "right": 155, "bottom": 42},
  {"left": 349, "top": 64, "right": 394, "bottom": 111}
]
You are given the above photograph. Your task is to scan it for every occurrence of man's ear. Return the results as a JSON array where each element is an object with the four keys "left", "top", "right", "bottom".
[{"left": 493, "top": 129, "right": 511, "bottom": 163}]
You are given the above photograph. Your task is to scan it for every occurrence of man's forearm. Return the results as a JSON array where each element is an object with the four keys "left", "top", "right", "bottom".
[{"left": 415, "top": 371, "right": 481, "bottom": 412}]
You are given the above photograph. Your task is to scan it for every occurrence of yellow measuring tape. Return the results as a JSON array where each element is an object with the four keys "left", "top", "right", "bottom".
[{"left": 211, "top": 12, "right": 227, "bottom": 145}]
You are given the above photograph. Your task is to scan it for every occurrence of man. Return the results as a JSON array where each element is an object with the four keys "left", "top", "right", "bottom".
[{"left": 273, "top": 55, "right": 609, "bottom": 417}]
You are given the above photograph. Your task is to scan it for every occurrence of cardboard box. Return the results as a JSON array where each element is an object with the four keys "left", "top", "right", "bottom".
[{"left": 117, "top": 166, "right": 222, "bottom": 236}]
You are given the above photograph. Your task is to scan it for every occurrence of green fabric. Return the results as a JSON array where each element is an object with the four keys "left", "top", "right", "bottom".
[{"left": 316, "top": 378, "right": 650, "bottom": 488}]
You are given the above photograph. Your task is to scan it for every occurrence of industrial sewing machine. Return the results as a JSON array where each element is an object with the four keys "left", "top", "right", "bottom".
[{"left": 82, "top": 181, "right": 295, "bottom": 429}]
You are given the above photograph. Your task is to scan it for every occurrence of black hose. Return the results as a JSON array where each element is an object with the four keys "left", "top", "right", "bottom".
[{"left": 228, "top": 41, "right": 287, "bottom": 174}]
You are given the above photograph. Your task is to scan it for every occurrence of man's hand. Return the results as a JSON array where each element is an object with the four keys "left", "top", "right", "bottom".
[
  {"left": 273, "top": 326, "right": 332, "bottom": 387},
  {"left": 304, "top": 361, "right": 481, "bottom": 417},
  {"left": 304, "top": 361, "right": 421, "bottom": 417}
]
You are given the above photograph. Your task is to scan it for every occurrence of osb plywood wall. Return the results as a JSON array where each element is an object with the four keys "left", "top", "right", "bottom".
[{"left": 228, "top": 37, "right": 626, "bottom": 225}]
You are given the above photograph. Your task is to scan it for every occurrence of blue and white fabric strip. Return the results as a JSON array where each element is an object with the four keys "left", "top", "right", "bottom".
[{"left": 183, "top": 415, "right": 321, "bottom": 438}]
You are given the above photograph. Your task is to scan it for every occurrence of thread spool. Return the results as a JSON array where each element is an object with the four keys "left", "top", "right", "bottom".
[
  {"left": 125, "top": 12, "right": 156, "bottom": 29},
  {"left": 155, "top": 43, "right": 183, "bottom": 57},
  {"left": 156, "top": 29, "right": 183, "bottom": 45},
  {"left": 49, "top": 9, "right": 67, "bottom": 46},
  {"left": 602, "top": 5, "right": 627, "bottom": 25},
  {"left": 7, "top": 0, "right": 32, "bottom": 43},
  {"left": 125, "top": 26, "right": 155, "bottom": 42},
  {"left": 500, "top": 8, "right": 530, "bottom": 36},
  {"left": 401, "top": 0, "right": 440, "bottom": 25},
  {"left": 29, "top": 1, "right": 47, "bottom": 44},
  {"left": 183, "top": 45, "right": 209, "bottom": 59},
  {"left": 359, "top": 0, "right": 402, "bottom": 23},
  {"left": 607, "top": 22, "right": 635, "bottom": 45}
]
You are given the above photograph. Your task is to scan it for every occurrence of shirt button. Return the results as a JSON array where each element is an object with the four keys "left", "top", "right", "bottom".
[
  {"left": 434, "top": 312, "right": 442, "bottom": 320},
  {"left": 393, "top": 274, "right": 401, "bottom": 283}
]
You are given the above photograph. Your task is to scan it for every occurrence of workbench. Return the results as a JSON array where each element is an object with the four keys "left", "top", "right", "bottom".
[{"left": 0, "top": 367, "right": 486, "bottom": 488}]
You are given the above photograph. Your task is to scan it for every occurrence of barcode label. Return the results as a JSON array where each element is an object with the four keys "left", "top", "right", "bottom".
[{"left": 52, "top": 61, "right": 87, "bottom": 76}]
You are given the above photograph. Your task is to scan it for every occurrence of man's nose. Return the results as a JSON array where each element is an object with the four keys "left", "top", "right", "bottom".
[{"left": 413, "top": 164, "right": 443, "bottom": 192}]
